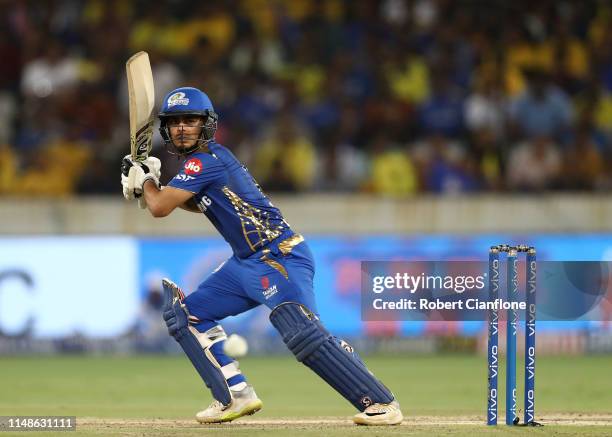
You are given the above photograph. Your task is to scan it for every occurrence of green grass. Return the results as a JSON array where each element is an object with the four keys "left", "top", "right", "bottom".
[{"left": 0, "top": 354, "right": 610, "bottom": 435}]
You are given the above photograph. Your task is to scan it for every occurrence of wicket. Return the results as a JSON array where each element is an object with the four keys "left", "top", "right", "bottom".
[{"left": 487, "top": 244, "right": 539, "bottom": 426}]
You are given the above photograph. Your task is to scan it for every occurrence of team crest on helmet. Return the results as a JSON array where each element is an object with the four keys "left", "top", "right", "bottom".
[{"left": 167, "top": 92, "right": 190, "bottom": 107}]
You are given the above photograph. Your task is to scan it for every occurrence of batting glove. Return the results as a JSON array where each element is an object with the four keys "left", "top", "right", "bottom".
[{"left": 121, "top": 155, "right": 161, "bottom": 208}]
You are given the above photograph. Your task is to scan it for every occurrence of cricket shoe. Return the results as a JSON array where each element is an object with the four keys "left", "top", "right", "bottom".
[
  {"left": 353, "top": 400, "right": 403, "bottom": 426},
  {"left": 196, "top": 385, "right": 263, "bottom": 424}
]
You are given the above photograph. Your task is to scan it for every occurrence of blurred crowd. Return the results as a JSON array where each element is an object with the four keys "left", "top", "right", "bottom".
[{"left": 1, "top": 0, "right": 612, "bottom": 197}]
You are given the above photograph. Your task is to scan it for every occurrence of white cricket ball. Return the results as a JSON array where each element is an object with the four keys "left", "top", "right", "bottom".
[{"left": 224, "top": 334, "right": 248, "bottom": 358}]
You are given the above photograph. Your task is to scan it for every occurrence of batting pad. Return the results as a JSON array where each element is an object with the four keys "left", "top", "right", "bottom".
[
  {"left": 162, "top": 279, "right": 232, "bottom": 405},
  {"left": 269, "top": 302, "right": 394, "bottom": 411}
]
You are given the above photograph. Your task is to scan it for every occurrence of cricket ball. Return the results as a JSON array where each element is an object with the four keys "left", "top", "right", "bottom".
[{"left": 223, "top": 334, "right": 249, "bottom": 358}]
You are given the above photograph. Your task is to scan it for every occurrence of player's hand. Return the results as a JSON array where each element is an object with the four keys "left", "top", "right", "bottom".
[
  {"left": 121, "top": 156, "right": 140, "bottom": 201},
  {"left": 142, "top": 156, "right": 162, "bottom": 180},
  {"left": 121, "top": 155, "right": 161, "bottom": 206},
  {"left": 128, "top": 159, "right": 161, "bottom": 191},
  {"left": 121, "top": 155, "right": 161, "bottom": 181},
  {"left": 121, "top": 171, "right": 137, "bottom": 201}
]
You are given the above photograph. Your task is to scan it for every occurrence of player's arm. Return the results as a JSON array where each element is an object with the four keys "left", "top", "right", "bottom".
[
  {"left": 178, "top": 196, "right": 201, "bottom": 213},
  {"left": 121, "top": 154, "right": 217, "bottom": 215},
  {"left": 121, "top": 155, "right": 192, "bottom": 216},
  {"left": 142, "top": 181, "right": 194, "bottom": 217}
]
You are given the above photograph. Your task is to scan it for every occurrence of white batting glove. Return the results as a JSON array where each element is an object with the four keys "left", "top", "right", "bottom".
[
  {"left": 121, "top": 172, "right": 136, "bottom": 201},
  {"left": 121, "top": 155, "right": 161, "bottom": 181},
  {"left": 127, "top": 163, "right": 160, "bottom": 193},
  {"left": 140, "top": 156, "right": 162, "bottom": 180},
  {"left": 121, "top": 155, "right": 161, "bottom": 206}
]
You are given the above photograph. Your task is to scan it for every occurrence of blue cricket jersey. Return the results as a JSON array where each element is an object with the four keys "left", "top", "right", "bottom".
[{"left": 167, "top": 141, "right": 293, "bottom": 258}]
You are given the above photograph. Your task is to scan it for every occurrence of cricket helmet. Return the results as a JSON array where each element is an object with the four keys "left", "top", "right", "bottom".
[{"left": 158, "top": 87, "right": 218, "bottom": 155}]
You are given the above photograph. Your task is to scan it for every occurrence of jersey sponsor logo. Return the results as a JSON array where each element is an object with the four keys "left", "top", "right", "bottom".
[
  {"left": 184, "top": 158, "right": 203, "bottom": 175},
  {"left": 263, "top": 284, "right": 278, "bottom": 300},
  {"left": 173, "top": 173, "right": 196, "bottom": 182},
  {"left": 167, "top": 92, "right": 189, "bottom": 107},
  {"left": 261, "top": 276, "right": 278, "bottom": 300}
]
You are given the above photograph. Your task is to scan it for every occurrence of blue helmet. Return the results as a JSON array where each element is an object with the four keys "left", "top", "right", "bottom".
[{"left": 158, "top": 87, "right": 218, "bottom": 154}]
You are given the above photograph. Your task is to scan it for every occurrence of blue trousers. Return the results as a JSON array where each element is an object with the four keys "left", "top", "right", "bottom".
[
  {"left": 184, "top": 239, "right": 317, "bottom": 329},
  {"left": 179, "top": 237, "right": 395, "bottom": 409}
]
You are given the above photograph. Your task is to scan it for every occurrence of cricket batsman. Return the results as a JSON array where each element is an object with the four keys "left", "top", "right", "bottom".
[{"left": 120, "top": 87, "right": 402, "bottom": 425}]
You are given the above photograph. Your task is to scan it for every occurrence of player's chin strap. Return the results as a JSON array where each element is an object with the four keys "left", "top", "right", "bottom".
[
  {"left": 161, "top": 278, "right": 232, "bottom": 406},
  {"left": 269, "top": 302, "right": 395, "bottom": 411}
]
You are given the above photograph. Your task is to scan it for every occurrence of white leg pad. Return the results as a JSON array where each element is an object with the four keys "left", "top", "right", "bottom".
[{"left": 221, "top": 362, "right": 241, "bottom": 380}]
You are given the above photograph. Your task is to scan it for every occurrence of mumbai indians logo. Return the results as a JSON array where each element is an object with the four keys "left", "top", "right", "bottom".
[{"left": 167, "top": 92, "right": 190, "bottom": 107}]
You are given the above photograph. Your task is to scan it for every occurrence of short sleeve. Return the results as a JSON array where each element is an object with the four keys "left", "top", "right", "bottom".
[{"left": 168, "top": 154, "right": 225, "bottom": 193}]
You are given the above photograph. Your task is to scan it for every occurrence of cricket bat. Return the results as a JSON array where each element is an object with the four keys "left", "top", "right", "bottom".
[{"left": 126, "top": 51, "right": 155, "bottom": 208}]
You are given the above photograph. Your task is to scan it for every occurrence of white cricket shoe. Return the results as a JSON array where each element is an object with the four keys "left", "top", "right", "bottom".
[
  {"left": 353, "top": 400, "right": 403, "bottom": 425},
  {"left": 196, "top": 385, "right": 262, "bottom": 424}
]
